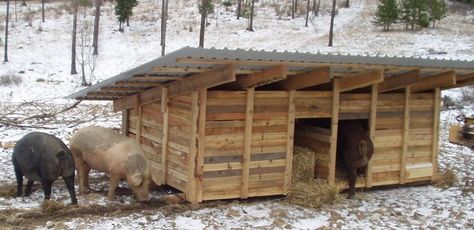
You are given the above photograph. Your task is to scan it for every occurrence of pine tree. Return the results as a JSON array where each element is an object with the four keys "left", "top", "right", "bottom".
[
  {"left": 400, "top": 0, "right": 429, "bottom": 30},
  {"left": 373, "top": 0, "right": 399, "bottom": 31},
  {"left": 429, "top": 0, "right": 447, "bottom": 28},
  {"left": 114, "top": 0, "right": 138, "bottom": 32}
]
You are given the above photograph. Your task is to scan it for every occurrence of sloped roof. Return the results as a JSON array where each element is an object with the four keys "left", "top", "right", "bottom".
[{"left": 67, "top": 46, "right": 474, "bottom": 100}]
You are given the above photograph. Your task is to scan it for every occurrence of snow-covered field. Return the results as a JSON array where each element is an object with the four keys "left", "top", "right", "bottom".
[{"left": 1, "top": 0, "right": 473, "bottom": 229}]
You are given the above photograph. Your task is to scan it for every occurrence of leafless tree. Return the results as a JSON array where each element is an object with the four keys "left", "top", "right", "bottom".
[
  {"left": 248, "top": 0, "right": 255, "bottom": 31},
  {"left": 4, "top": 0, "right": 10, "bottom": 63},
  {"left": 237, "top": 0, "right": 242, "bottom": 19},
  {"left": 199, "top": 0, "right": 208, "bottom": 47},
  {"left": 161, "top": 0, "right": 168, "bottom": 56},
  {"left": 328, "top": 0, "right": 336, "bottom": 46},
  {"left": 305, "top": 0, "right": 310, "bottom": 27},
  {"left": 71, "top": 0, "right": 79, "bottom": 74},
  {"left": 42, "top": 0, "right": 45, "bottom": 22},
  {"left": 92, "top": 0, "right": 101, "bottom": 55},
  {"left": 77, "top": 19, "right": 96, "bottom": 86},
  {"left": 291, "top": 0, "right": 295, "bottom": 19}
]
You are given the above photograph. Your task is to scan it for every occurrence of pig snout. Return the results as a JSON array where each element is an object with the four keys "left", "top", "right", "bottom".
[{"left": 128, "top": 174, "right": 150, "bottom": 201}]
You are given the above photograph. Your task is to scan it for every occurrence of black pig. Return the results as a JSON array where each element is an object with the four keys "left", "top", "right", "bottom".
[
  {"left": 337, "top": 121, "right": 374, "bottom": 199},
  {"left": 12, "top": 132, "right": 77, "bottom": 204}
]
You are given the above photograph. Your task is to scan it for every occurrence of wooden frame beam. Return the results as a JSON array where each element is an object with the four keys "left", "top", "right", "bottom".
[
  {"left": 328, "top": 79, "right": 340, "bottom": 185},
  {"left": 241, "top": 88, "right": 255, "bottom": 199},
  {"left": 271, "top": 66, "right": 330, "bottom": 90},
  {"left": 166, "top": 64, "right": 236, "bottom": 97},
  {"left": 378, "top": 69, "right": 420, "bottom": 93},
  {"left": 87, "top": 92, "right": 129, "bottom": 97},
  {"left": 400, "top": 87, "right": 411, "bottom": 184},
  {"left": 432, "top": 88, "right": 441, "bottom": 181},
  {"left": 234, "top": 65, "right": 287, "bottom": 89},
  {"left": 411, "top": 71, "right": 456, "bottom": 92},
  {"left": 100, "top": 87, "right": 147, "bottom": 94},
  {"left": 366, "top": 84, "right": 377, "bottom": 187},
  {"left": 132, "top": 75, "right": 182, "bottom": 81},
  {"left": 115, "top": 81, "right": 163, "bottom": 87},
  {"left": 161, "top": 88, "right": 169, "bottom": 186},
  {"left": 442, "top": 72, "right": 474, "bottom": 90},
  {"left": 339, "top": 69, "right": 384, "bottom": 92},
  {"left": 283, "top": 90, "right": 296, "bottom": 193}
]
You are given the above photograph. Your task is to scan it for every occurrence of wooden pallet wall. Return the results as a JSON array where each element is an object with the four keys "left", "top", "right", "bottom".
[
  {"left": 294, "top": 124, "right": 331, "bottom": 179},
  {"left": 202, "top": 91, "right": 291, "bottom": 200}
]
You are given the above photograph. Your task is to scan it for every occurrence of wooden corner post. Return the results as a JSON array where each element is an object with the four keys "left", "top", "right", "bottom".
[
  {"left": 121, "top": 109, "right": 130, "bottom": 136},
  {"left": 161, "top": 88, "right": 169, "bottom": 185},
  {"left": 241, "top": 87, "right": 255, "bottom": 199},
  {"left": 135, "top": 96, "right": 142, "bottom": 143},
  {"left": 329, "top": 79, "right": 340, "bottom": 185},
  {"left": 366, "top": 84, "right": 378, "bottom": 187},
  {"left": 401, "top": 86, "right": 411, "bottom": 184},
  {"left": 187, "top": 91, "right": 200, "bottom": 204},
  {"left": 283, "top": 90, "right": 296, "bottom": 194},
  {"left": 196, "top": 89, "right": 207, "bottom": 202},
  {"left": 432, "top": 88, "right": 441, "bottom": 181}
]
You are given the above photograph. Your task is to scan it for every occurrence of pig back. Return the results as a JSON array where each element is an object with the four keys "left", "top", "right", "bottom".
[
  {"left": 70, "top": 126, "right": 148, "bottom": 175},
  {"left": 13, "top": 132, "right": 75, "bottom": 179}
]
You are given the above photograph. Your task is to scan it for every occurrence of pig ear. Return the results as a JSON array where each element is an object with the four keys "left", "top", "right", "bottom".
[
  {"left": 131, "top": 174, "right": 143, "bottom": 187},
  {"left": 56, "top": 151, "right": 68, "bottom": 160}
]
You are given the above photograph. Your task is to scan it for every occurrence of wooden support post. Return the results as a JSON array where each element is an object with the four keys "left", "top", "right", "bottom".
[
  {"left": 366, "top": 84, "right": 377, "bottom": 187},
  {"left": 241, "top": 88, "right": 255, "bottom": 199},
  {"left": 196, "top": 89, "right": 207, "bottom": 202},
  {"left": 400, "top": 86, "right": 411, "bottom": 184},
  {"left": 121, "top": 109, "right": 130, "bottom": 137},
  {"left": 328, "top": 79, "right": 340, "bottom": 185},
  {"left": 187, "top": 91, "right": 199, "bottom": 204},
  {"left": 135, "top": 96, "right": 142, "bottom": 143},
  {"left": 161, "top": 88, "right": 169, "bottom": 185},
  {"left": 432, "top": 88, "right": 441, "bottom": 181},
  {"left": 283, "top": 90, "right": 296, "bottom": 194}
]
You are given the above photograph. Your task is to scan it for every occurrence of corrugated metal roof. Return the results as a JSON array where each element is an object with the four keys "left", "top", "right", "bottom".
[{"left": 67, "top": 46, "right": 474, "bottom": 100}]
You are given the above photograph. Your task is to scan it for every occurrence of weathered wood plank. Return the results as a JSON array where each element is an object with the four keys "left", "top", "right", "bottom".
[
  {"left": 329, "top": 79, "right": 340, "bottom": 185},
  {"left": 432, "top": 88, "right": 440, "bottom": 181},
  {"left": 378, "top": 69, "right": 420, "bottom": 93},
  {"left": 241, "top": 88, "right": 254, "bottom": 199},
  {"left": 272, "top": 66, "right": 330, "bottom": 90},
  {"left": 339, "top": 69, "right": 384, "bottom": 92},
  {"left": 401, "top": 87, "right": 411, "bottom": 184},
  {"left": 284, "top": 90, "right": 295, "bottom": 194},
  {"left": 411, "top": 71, "right": 456, "bottom": 92}
]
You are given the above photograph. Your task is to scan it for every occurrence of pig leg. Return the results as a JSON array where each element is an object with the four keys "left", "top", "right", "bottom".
[
  {"left": 63, "top": 175, "right": 78, "bottom": 205},
  {"left": 25, "top": 180, "right": 34, "bottom": 196},
  {"left": 40, "top": 179, "right": 53, "bottom": 200},
  {"left": 107, "top": 175, "right": 120, "bottom": 201},
  {"left": 347, "top": 170, "right": 357, "bottom": 199},
  {"left": 13, "top": 159, "right": 23, "bottom": 197},
  {"left": 75, "top": 158, "right": 91, "bottom": 194}
]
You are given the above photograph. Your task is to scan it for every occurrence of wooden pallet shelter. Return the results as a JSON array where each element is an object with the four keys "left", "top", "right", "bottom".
[{"left": 68, "top": 47, "right": 474, "bottom": 203}]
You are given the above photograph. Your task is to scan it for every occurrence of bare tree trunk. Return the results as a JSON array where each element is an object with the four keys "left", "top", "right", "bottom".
[
  {"left": 328, "top": 0, "right": 336, "bottom": 46},
  {"left": 199, "top": 0, "right": 207, "bottom": 48},
  {"left": 291, "top": 0, "right": 295, "bottom": 19},
  {"left": 4, "top": 0, "right": 9, "bottom": 62},
  {"left": 71, "top": 0, "right": 78, "bottom": 74},
  {"left": 21, "top": 0, "right": 26, "bottom": 6},
  {"left": 237, "top": 0, "right": 242, "bottom": 19},
  {"left": 14, "top": 0, "right": 17, "bottom": 22},
  {"left": 305, "top": 0, "right": 310, "bottom": 27},
  {"left": 161, "top": 0, "right": 168, "bottom": 56},
  {"left": 248, "top": 0, "right": 255, "bottom": 31},
  {"left": 126, "top": 17, "right": 129, "bottom": 26},
  {"left": 295, "top": 0, "right": 298, "bottom": 12},
  {"left": 345, "top": 0, "right": 349, "bottom": 8},
  {"left": 92, "top": 0, "right": 101, "bottom": 55},
  {"left": 42, "top": 0, "right": 45, "bottom": 22}
]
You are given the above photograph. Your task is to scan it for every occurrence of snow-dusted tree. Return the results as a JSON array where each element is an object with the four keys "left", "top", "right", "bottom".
[
  {"left": 77, "top": 19, "right": 96, "bottom": 86},
  {"left": 373, "top": 0, "right": 399, "bottom": 31},
  {"left": 400, "top": 0, "right": 429, "bottom": 30},
  {"left": 291, "top": 0, "right": 295, "bottom": 19},
  {"left": 4, "top": 0, "right": 9, "bottom": 62},
  {"left": 345, "top": 0, "right": 350, "bottom": 8},
  {"left": 237, "top": 0, "right": 242, "bottom": 19},
  {"left": 247, "top": 0, "right": 255, "bottom": 31},
  {"left": 429, "top": 0, "right": 447, "bottom": 28},
  {"left": 92, "top": 0, "right": 101, "bottom": 55},
  {"left": 71, "top": 0, "right": 79, "bottom": 74},
  {"left": 305, "top": 0, "right": 310, "bottom": 27},
  {"left": 328, "top": 0, "right": 336, "bottom": 46},
  {"left": 114, "top": 0, "right": 138, "bottom": 32}
]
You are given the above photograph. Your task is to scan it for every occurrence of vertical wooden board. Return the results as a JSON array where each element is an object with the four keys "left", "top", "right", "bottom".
[
  {"left": 161, "top": 88, "right": 169, "bottom": 185},
  {"left": 432, "top": 88, "right": 440, "bottom": 180},
  {"left": 187, "top": 91, "right": 199, "bottom": 203},
  {"left": 122, "top": 110, "right": 130, "bottom": 136},
  {"left": 196, "top": 89, "right": 207, "bottom": 202},
  {"left": 283, "top": 90, "right": 295, "bottom": 194},
  {"left": 136, "top": 105, "right": 143, "bottom": 142},
  {"left": 400, "top": 87, "right": 411, "bottom": 184},
  {"left": 366, "top": 84, "right": 377, "bottom": 187},
  {"left": 329, "top": 80, "right": 340, "bottom": 185},
  {"left": 241, "top": 88, "right": 254, "bottom": 199}
]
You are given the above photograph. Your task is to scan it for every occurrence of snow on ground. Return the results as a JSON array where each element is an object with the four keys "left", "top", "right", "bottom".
[{"left": 0, "top": 0, "right": 474, "bottom": 229}]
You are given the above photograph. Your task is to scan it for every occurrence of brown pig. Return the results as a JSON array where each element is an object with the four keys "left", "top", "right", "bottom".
[
  {"left": 69, "top": 126, "right": 150, "bottom": 201},
  {"left": 337, "top": 121, "right": 374, "bottom": 199}
]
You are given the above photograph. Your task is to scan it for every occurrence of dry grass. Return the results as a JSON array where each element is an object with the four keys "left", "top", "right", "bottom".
[
  {"left": 288, "top": 179, "right": 342, "bottom": 209},
  {"left": 292, "top": 146, "right": 316, "bottom": 183},
  {"left": 289, "top": 147, "right": 342, "bottom": 209},
  {"left": 0, "top": 185, "right": 16, "bottom": 198},
  {"left": 436, "top": 169, "right": 459, "bottom": 189},
  {"left": 41, "top": 200, "right": 65, "bottom": 214}
]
